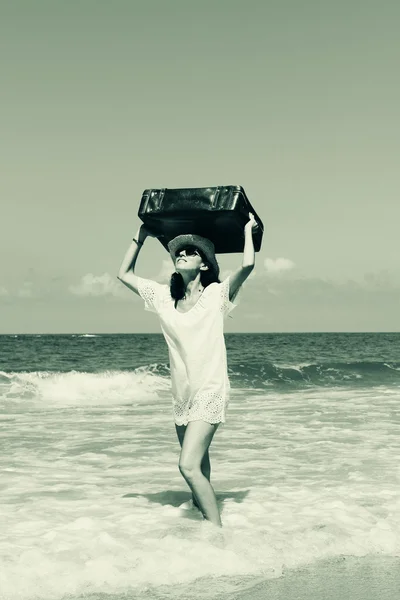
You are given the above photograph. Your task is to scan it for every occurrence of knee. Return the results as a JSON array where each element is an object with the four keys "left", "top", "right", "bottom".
[{"left": 178, "top": 459, "right": 200, "bottom": 480}]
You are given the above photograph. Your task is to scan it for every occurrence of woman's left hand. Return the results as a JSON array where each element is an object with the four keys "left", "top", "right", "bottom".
[{"left": 244, "top": 212, "right": 259, "bottom": 234}]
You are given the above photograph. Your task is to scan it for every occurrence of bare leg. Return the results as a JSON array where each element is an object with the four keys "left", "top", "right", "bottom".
[
  {"left": 200, "top": 450, "right": 211, "bottom": 482},
  {"left": 175, "top": 424, "right": 211, "bottom": 507},
  {"left": 178, "top": 420, "right": 221, "bottom": 527}
]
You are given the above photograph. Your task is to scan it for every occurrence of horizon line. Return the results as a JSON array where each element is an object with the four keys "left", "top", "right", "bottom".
[{"left": 1, "top": 331, "right": 399, "bottom": 336}]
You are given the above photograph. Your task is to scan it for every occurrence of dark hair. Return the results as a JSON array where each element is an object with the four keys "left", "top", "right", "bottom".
[{"left": 170, "top": 254, "right": 220, "bottom": 301}]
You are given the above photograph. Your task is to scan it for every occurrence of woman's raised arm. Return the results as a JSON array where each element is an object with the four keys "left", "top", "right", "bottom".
[
  {"left": 117, "top": 225, "right": 151, "bottom": 295},
  {"left": 226, "top": 212, "right": 258, "bottom": 301}
]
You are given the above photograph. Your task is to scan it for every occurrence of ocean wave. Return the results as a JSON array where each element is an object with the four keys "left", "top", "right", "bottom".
[
  {"left": 0, "top": 364, "right": 171, "bottom": 408},
  {"left": 0, "top": 360, "right": 398, "bottom": 409},
  {"left": 228, "top": 360, "right": 400, "bottom": 389}
]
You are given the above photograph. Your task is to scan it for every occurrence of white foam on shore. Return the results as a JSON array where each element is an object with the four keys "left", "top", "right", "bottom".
[
  {"left": 0, "top": 368, "right": 170, "bottom": 407},
  {"left": 1, "top": 386, "right": 400, "bottom": 600},
  {"left": 1, "top": 487, "right": 399, "bottom": 600}
]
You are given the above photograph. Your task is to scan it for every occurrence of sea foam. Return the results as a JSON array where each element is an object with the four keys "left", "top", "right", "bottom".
[{"left": 0, "top": 366, "right": 170, "bottom": 408}]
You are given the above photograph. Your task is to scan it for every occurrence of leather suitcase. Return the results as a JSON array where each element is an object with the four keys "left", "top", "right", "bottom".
[{"left": 138, "top": 185, "right": 263, "bottom": 254}]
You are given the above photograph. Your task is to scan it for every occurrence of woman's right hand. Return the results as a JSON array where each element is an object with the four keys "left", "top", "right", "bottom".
[{"left": 244, "top": 212, "right": 259, "bottom": 235}]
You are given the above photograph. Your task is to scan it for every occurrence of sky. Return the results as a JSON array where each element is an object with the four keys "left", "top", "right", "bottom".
[{"left": 1, "top": 0, "right": 399, "bottom": 333}]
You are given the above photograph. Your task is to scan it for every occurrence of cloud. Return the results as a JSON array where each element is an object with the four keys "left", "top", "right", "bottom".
[
  {"left": 0, "top": 286, "right": 9, "bottom": 296},
  {"left": 361, "top": 270, "right": 400, "bottom": 290},
  {"left": 17, "top": 282, "right": 34, "bottom": 298},
  {"left": 264, "top": 258, "right": 295, "bottom": 274},
  {"left": 69, "top": 273, "right": 125, "bottom": 297},
  {"left": 220, "top": 268, "right": 257, "bottom": 282}
]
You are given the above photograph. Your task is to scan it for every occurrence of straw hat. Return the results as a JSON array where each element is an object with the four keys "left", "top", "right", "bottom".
[{"left": 167, "top": 234, "right": 220, "bottom": 277}]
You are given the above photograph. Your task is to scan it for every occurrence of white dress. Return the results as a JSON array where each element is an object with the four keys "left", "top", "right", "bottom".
[{"left": 136, "top": 276, "right": 237, "bottom": 426}]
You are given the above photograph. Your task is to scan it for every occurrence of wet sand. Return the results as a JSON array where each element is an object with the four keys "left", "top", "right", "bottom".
[
  {"left": 136, "top": 554, "right": 400, "bottom": 600},
  {"left": 237, "top": 555, "right": 400, "bottom": 600}
]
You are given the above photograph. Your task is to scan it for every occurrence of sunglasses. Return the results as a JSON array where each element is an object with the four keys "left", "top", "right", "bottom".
[{"left": 174, "top": 245, "right": 202, "bottom": 258}]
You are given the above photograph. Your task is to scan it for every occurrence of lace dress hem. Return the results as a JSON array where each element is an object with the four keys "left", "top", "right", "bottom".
[{"left": 172, "top": 390, "right": 229, "bottom": 426}]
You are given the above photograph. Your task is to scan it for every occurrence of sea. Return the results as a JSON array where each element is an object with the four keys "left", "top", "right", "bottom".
[{"left": 1, "top": 332, "right": 400, "bottom": 600}]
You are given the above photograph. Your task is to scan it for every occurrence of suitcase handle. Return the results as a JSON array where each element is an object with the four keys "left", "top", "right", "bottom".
[
  {"left": 211, "top": 186, "right": 221, "bottom": 209},
  {"left": 157, "top": 188, "right": 166, "bottom": 210}
]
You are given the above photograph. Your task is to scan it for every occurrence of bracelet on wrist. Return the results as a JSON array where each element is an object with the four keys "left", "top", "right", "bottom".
[{"left": 132, "top": 237, "right": 143, "bottom": 246}]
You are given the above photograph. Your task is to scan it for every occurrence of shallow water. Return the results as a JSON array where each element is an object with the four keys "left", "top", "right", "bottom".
[{"left": 1, "top": 333, "right": 399, "bottom": 599}]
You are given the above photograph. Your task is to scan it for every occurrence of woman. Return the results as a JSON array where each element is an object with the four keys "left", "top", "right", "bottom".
[{"left": 117, "top": 213, "right": 257, "bottom": 527}]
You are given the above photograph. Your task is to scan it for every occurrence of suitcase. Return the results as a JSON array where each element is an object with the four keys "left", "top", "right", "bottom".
[{"left": 138, "top": 185, "right": 263, "bottom": 254}]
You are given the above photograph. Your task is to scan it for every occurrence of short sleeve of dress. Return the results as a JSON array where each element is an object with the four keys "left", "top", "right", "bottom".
[
  {"left": 218, "top": 276, "right": 237, "bottom": 318},
  {"left": 136, "top": 276, "right": 167, "bottom": 314}
]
